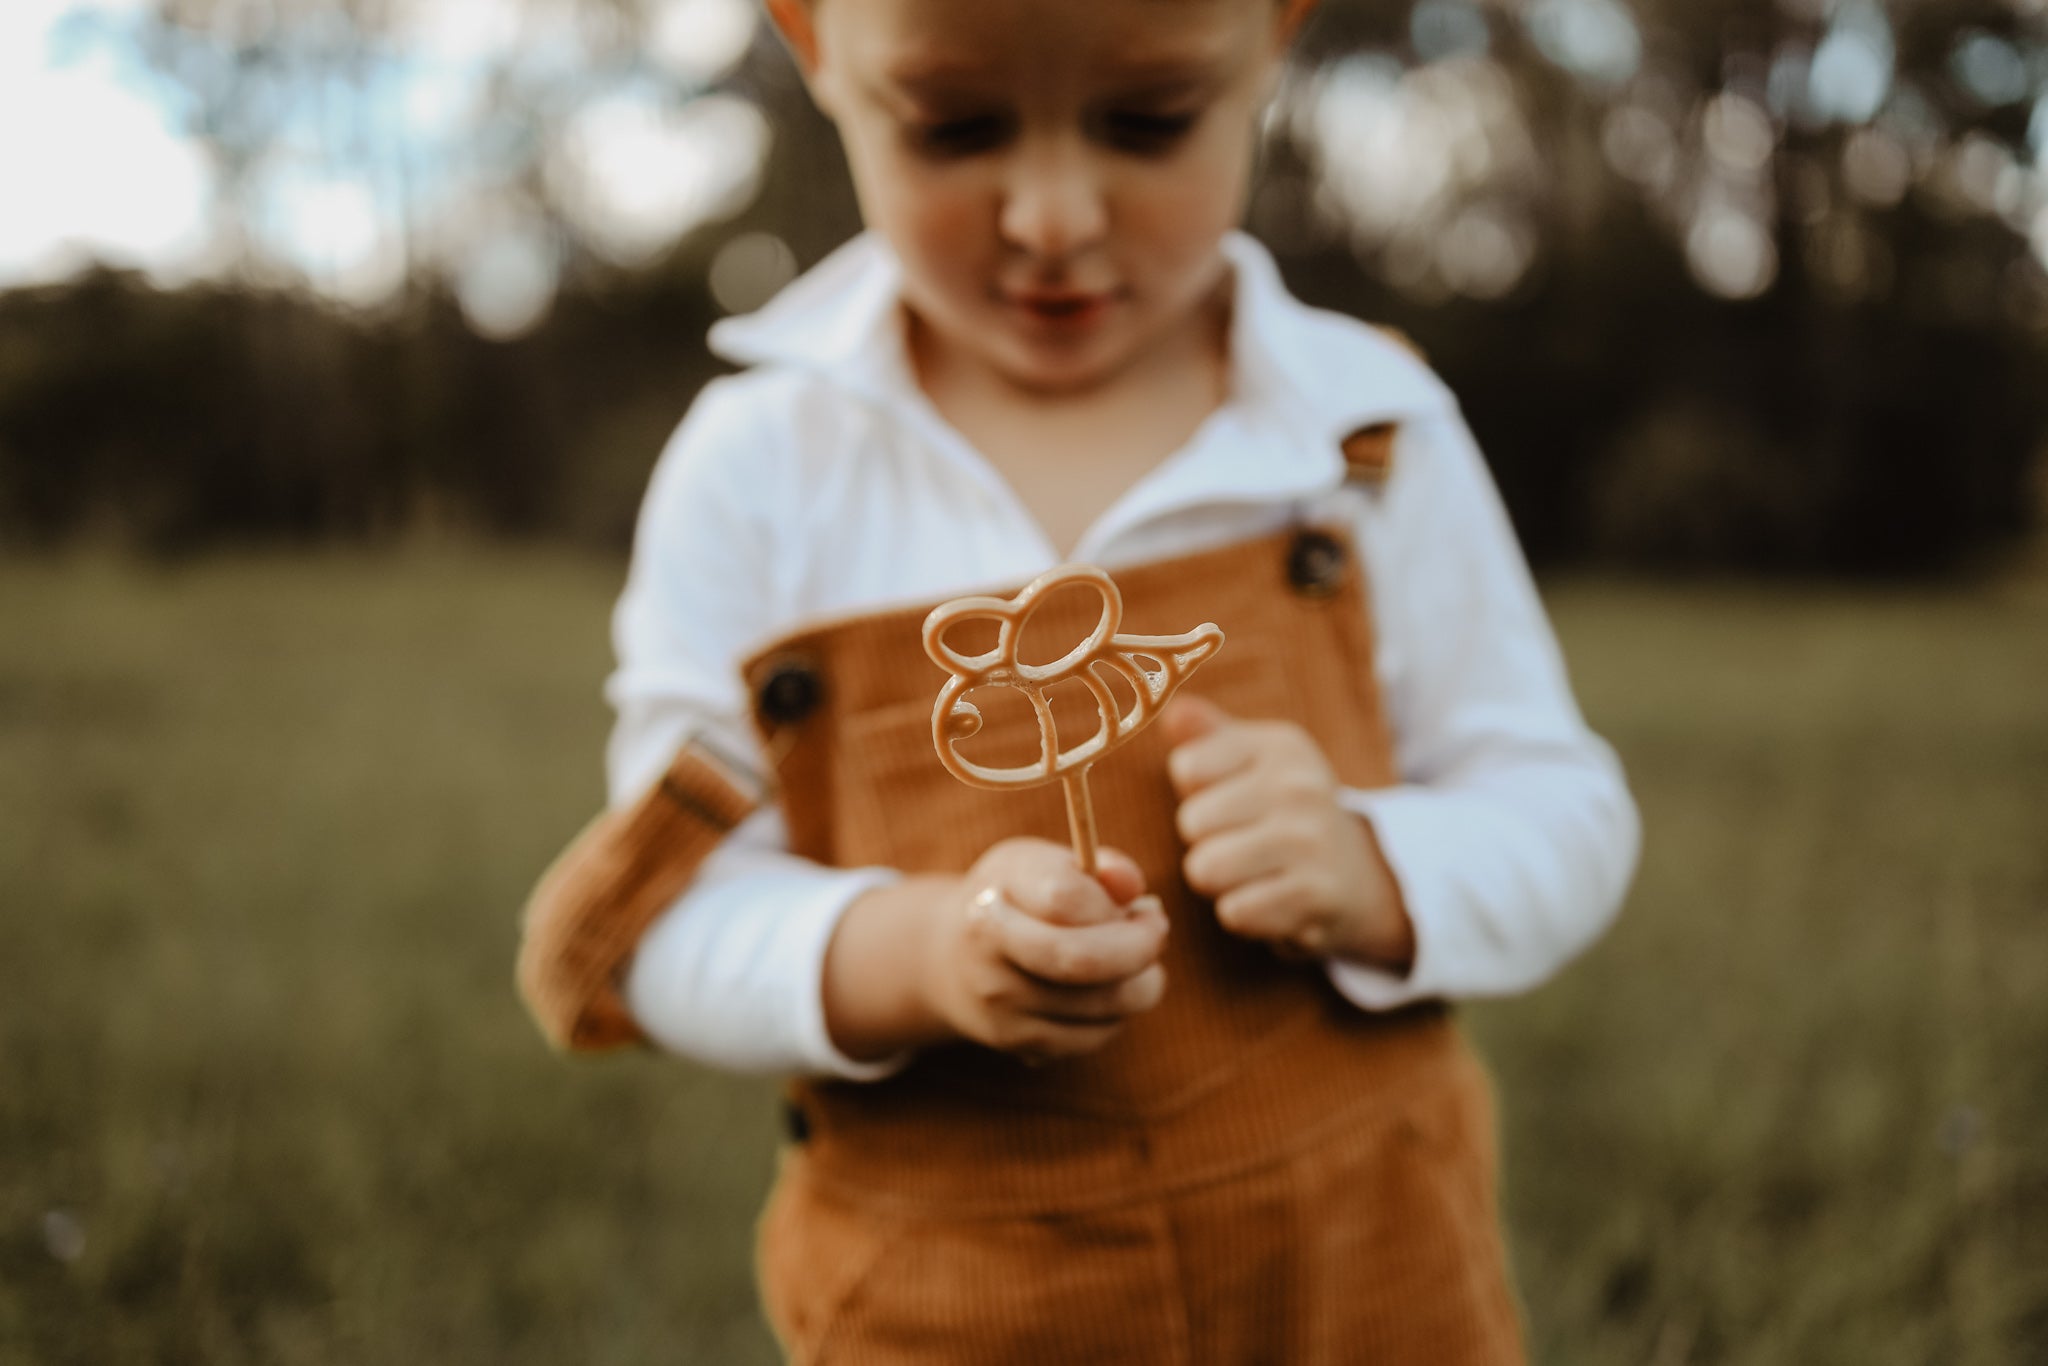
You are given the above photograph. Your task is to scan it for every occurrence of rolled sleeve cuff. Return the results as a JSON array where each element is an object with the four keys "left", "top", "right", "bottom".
[
  {"left": 1325, "top": 785, "right": 1471, "bottom": 1009},
  {"left": 622, "top": 861, "right": 912, "bottom": 1081},
  {"left": 783, "top": 866, "right": 913, "bottom": 1081}
]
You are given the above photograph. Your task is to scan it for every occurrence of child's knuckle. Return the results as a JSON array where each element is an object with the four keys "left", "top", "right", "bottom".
[
  {"left": 1279, "top": 811, "right": 1323, "bottom": 854},
  {"left": 975, "top": 980, "right": 1016, "bottom": 1022},
  {"left": 1277, "top": 769, "right": 1323, "bottom": 802},
  {"left": 1279, "top": 722, "right": 1321, "bottom": 758},
  {"left": 1053, "top": 880, "right": 1097, "bottom": 922}
]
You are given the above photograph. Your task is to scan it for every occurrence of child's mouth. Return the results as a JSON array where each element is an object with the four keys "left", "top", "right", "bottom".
[{"left": 1007, "top": 290, "right": 1119, "bottom": 327}]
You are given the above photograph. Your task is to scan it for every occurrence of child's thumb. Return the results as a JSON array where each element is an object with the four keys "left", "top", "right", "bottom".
[
  {"left": 1160, "top": 694, "right": 1230, "bottom": 747},
  {"left": 1092, "top": 847, "right": 1147, "bottom": 905}
]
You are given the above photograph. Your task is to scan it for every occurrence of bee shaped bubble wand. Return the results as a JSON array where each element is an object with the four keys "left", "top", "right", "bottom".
[{"left": 922, "top": 565, "right": 1224, "bottom": 874}]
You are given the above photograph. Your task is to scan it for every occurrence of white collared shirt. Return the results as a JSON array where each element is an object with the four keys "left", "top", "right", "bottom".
[{"left": 609, "top": 232, "right": 1639, "bottom": 1077}]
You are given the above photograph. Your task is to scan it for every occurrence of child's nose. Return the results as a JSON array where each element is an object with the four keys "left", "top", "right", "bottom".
[{"left": 998, "top": 142, "right": 1108, "bottom": 262}]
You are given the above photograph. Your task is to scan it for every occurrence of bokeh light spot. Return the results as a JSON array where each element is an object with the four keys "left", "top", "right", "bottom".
[
  {"left": 1525, "top": 0, "right": 1641, "bottom": 89},
  {"left": 258, "top": 174, "right": 405, "bottom": 307},
  {"left": 41, "top": 1210, "right": 85, "bottom": 1266},
  {"left": 456, "top": 222, "right": 559, "bottom": 341},
  {"left": 708, "top": 231, "right": 797, "bottom": 314},
  {"left": 1687, "top": 204, "right": 1778, "bottom": 300},
  {"left": 649, "top": 0, "right": 757, "bottom": 85},
  {"left": 1806, "top": 1, "right": 1893, "bottom": 125},
  {"left": 1767, "top": 43, "right": 1812, "bottom": 122},
  {"left": 1946, "top": 132, "right": 2020, "bottom": 217},
  {"left": 400, "top": 0, "right": 526, "bottom": 66},
  {"left": 1295, "top": 54, "right": 1536, "bottom": 262},
  {"left": 0, "top": 30, "right": 213, "bottom": 287},
  {"left": 1436, "top": 207, "right": 1532, "bottom": 299},
  {"left": 1411, "top": 0, "right": 1490, "bottom": 63},
  {"left": 1842, "top": 127, "right": 1911, "bottom": 207},
  {"left": 1704, "top": 93, "right": 1776, "bottom": 176},
  {"left": 1602, "top": 104, "right": 1677, "bottom": 189},
  {"left": 1604, "top": 104, "right": 1674, "bottom": 188},
  {"left": 550, "top": 91, "right": 771, "bottom": 267},
  {"left": 1948, "top": 31, "right": 2030, "bottom": 109}
]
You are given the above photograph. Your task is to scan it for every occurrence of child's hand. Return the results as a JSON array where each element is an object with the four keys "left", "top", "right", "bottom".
[
  {"left": 921, "top": 839, "right": 1168, "bottom": 1063},
  {"left": 1162, "top": 697, "right": 1415, "bottom": 971}
]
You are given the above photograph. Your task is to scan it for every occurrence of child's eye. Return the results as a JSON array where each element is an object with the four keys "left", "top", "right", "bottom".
[
  {"left": 908, "top": 115, "right": 1013, "bottom": 159},
  {"left": 1099, "top": 110, "right": 1200, "bottom": 155}
]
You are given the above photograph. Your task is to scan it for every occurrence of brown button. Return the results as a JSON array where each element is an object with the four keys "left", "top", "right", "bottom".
[
  {"left": 756, "top": 657, "right": 822, "bottom": 725},
  {"left": 782, "top": 1098, "right": 811, "bottom": 1144},
  {"left": 1287, "top": 529, "right": 1347, "bottom": 597}
]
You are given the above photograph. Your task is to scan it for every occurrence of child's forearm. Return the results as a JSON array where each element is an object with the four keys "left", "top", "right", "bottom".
[{"left": 821, "top": 875, "right": 961, "bottom": 1061}]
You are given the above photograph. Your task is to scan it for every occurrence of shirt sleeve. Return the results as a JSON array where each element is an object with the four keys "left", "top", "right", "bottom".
[
  {"left": 1326, "top": 409, "right": 1640, "bottom": 1009},
  {"left": 604, "top": 377, "right": 906, "bottom": 1079}
]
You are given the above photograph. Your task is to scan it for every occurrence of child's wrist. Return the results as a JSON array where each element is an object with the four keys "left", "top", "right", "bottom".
[
  {"left": 908, "top": 875, "right": 975, "bottom": 1047},
  {"left": 1334, "top": 900, "right": 1416, "bottom": 975},
  {"left": 1330, "top": 814, "right": 1417, "bottom": 975},
  {"left": 823, "top": 875, "right": 963, "bottom": 1060}
]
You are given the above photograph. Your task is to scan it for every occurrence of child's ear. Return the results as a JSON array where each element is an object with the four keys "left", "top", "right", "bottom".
[
  {"left": 763, "top": 0, "right": 843, "bottom": 117},
  {"left": 1275, "top": 0, "right": 1320, "bottom": 43},
  {"left": 763, "top": 0, "right": 819, "bottom": 66}
]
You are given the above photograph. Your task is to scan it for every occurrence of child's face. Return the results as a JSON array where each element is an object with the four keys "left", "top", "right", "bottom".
[{"left": 774, "top": 0, "right": 1302, "bottom": 395}]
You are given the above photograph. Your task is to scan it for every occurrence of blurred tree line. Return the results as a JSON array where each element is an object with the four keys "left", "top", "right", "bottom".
[{"left": 1, "top": 0, "right": 2044, "bottom": 570}]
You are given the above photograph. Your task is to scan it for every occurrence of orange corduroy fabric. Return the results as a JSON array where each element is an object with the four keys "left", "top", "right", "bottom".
[
  {"left": 740, "top": 525, "right": 1526, "bottom": 1365},
  {"left": 516, "top": 742, "right": 760, "bottom": 1050}
]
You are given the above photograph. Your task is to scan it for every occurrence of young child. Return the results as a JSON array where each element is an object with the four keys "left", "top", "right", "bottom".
[{"left": 522, "top": 0, "right": 1639, "bottom": 1358}]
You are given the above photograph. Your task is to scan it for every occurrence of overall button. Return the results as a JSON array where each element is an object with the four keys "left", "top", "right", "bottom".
[
  {"left": 1287, "top": 529, "right": 1347, "bottom": 597},
  {"left": 782, "top": 1098, "right": 812, "bottom": 1144},
  {"left": 756, "top": 658, "right": 823, "bottom": 725}
]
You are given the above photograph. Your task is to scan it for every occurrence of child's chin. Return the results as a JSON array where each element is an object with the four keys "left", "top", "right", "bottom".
[{"left": 993, "top": 340, "right": 1132, "bottom": 395}]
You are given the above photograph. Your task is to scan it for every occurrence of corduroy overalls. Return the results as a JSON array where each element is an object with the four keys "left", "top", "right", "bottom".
[{"left": 738, "top": 524, "right": 1525, "bottom": 1365}]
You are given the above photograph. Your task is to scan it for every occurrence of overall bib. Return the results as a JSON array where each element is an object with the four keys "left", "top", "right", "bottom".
[{"left": 738, "top": 525, "right": 1525, "bottom": 1365}]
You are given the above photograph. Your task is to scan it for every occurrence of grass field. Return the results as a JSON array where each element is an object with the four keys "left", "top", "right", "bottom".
[{"left": 2, "top": 545, "right": 2044, "bottom": 1364}]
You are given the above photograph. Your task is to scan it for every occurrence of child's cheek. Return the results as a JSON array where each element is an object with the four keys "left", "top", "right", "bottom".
[
  {"left": 902, "top": 188, "right": 992, "bottom": 268},
  {"left": 839, "top": 127, "right": 985, "bottom": 263},
  {"left": 1124, "top": 139, "right": 1257, "bottom": 273},
  {"left": 868, "top": 159, "right": 995, "bottom": 281}
]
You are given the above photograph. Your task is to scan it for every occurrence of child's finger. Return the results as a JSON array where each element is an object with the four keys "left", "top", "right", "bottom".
[
  {"left": 1159, "top": 694, "right": 1232, "bottom": 747},
  {"left": 1092, "top": 846, "right": 1147, "bottom": 907},
  {"left": 978, "top": 840, "right": 1128, "bottom": 926},
  {"left": 1173, "top": 772, "right": 1267, "bottom": 844},
  {"left": 996, "top": 906, "right": 1167, "bottom": 986},
  {"left": 1213, "top": 873, "right": 1316, "bottom": 946},
  {"left": 1012, "top": 962, "right": 1168, "bottom": 1024},
  {"left": 1016, "top": 867, "right": 1128, "bottom": 927},
  {"left": 1007, "top": 1019, "right": 1126, "bottom": 1063},
  {"left": 1183, "top": 823, "right": 1291, "bottom": 899},
  {"left": 1166, "top": 724, "right": 1257, "bottom": 797}
]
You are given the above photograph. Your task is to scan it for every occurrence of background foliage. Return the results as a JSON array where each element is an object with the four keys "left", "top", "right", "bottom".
[{"left": 2, "top": 0, "right": 2045, "bottom": 569}]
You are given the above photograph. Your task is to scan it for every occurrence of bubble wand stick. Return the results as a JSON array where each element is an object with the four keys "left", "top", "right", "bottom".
[{"left": 922, "top": 564, "right": 1224, "bottom": 874}]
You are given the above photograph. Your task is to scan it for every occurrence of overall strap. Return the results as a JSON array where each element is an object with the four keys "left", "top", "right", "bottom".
[{"left": 516, "top": 740, "right": 762, "bottom": 1051}]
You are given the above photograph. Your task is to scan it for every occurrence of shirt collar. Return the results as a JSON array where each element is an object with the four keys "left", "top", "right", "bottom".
[
  {"left": 708, "top": 230, "right": 1456, "bottom": 446},
  {"left": 707, "top": 233, "right": 910, "bottom": 406},
  {"left": 1217, "top": 232, "right": 1456, "bottom": 446}
]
